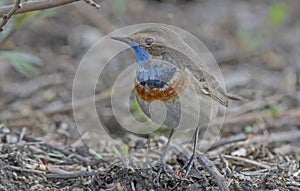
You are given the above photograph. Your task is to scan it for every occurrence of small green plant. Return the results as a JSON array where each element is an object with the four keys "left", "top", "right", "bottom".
[
  {"left": 0, "top": 7, "right": 55, "bottom": 77},
  {"left": 131, "top": 98, "right": 149, "bottom": 122},
  {"left": 0, "top": 51, "right": 43, "bottom": 77},
  {"left": 268, "top": 2, "right": 287, "bottom": 28},
  {"left": 268, "top": 105, "right": 280, "bottom": 118},
  {"left": 89, "top": 148, "right": 103, "bottom": 159},
  {"left": 112, "top": 145, "right": 122, "bottom": 158}
]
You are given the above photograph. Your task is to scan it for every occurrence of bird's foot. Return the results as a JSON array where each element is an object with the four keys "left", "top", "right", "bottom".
[
  {"left": 180, "top": 154, "right": 199, "bottom": 179},
  {"left": 154, "top": 161, "right": 173, "bottom": 183}
]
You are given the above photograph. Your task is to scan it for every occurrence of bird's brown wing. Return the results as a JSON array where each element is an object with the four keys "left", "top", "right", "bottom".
[
  {"left": 162, "top": 49, "right": 229, "bottom": 107},
  {"left": 191, "top": 68, "right": 229, "bottom": 107}
]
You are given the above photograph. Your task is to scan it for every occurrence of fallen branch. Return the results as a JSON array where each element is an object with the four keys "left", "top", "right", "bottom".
[
  {"left": 0, "top": 0, "right": 78, "bottom": 17},
  {"left": 0, "top": 0, "right": 100, "bottom": 31},
  {"left": 223, "top": 155, "right": 271, "bottom": 169},
  {"left": 199, "top": 155, "right": 229, "bottom": 191}
]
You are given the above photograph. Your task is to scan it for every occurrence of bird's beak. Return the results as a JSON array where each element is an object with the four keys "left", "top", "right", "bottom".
[{"left": 111, "top": 36, "right": 136, "bottom": 46}]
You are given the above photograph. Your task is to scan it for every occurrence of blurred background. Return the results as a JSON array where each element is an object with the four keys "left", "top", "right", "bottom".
[{"left": 0, "top": 0, "right": 299, "bottom": 155}]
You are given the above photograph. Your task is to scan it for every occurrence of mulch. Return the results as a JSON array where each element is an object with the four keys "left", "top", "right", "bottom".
[{"left": 0, "top": 124, "right": 299, "bottom": 191}]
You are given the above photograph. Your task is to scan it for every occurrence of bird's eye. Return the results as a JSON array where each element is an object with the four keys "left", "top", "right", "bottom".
[{"left": 144, "top": 37, "right": 154, "bottom": 46}]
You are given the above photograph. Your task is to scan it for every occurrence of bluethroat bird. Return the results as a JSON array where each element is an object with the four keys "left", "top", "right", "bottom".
[{"left": 112, "top": 27, "right": 232, "bottom": 180}]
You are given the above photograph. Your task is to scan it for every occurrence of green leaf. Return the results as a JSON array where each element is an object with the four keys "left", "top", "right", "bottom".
[
  {"left": 122, "top": 144, "right": 129, "bottom": 158},
  {"left": 268, "top": 2, "right": 287, "bottom": 27},
  {"left": 245, "top": 125, "right": 254, "bottom": 133},
  {"left": 89, "top": 148, "right": 103, "bottom": 159},
  {"left": 0, "top": 51, "right": 43, "bottom": 77},
  {"left": 112, "top": 146, "right": 122, "bottom": 158},
  {"left": 268, "top": 106, "right": 280, "bottom": 118}
]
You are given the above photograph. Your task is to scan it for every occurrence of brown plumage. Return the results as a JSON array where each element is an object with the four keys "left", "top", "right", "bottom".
[
  {"left": 129, "top": 27, "right": 229, "bottom": 107},
  {"left": 111, "top": 26, "right": 238, "bottom": 181}
]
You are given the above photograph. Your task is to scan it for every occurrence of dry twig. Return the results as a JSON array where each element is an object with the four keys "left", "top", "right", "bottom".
[
  {"left": 0, "top": 0, "right": 78, "bottom": 17},
  {"left": 0, "top": 0, "right": 21, "bottom": 31},
  {"left": 83, "top": 0, "right": 100, "bottom": 8},
  {"left": 0, "top": 0, "right": 100, "bottom": 31},
  {"left": 223, "top": 154, "right": 271, "bottom": 169},
  {"left": 2, "top": 165, "right": 45, "bottom": 175},
  {"left": 45, "top": 170, "right": 100, "bottom": 179},
  {"left": 209, "top": 134, "right": 247, "bottom": 151},
  {"left": 198, "top": 155, "right": 229, "bottom": 191},
  {"left": 241, "top": 162, "right": 294, "bottom": 176}
]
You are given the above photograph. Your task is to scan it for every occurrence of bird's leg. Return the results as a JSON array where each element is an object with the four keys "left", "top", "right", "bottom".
[
  {"left": 180, "top": 126, "right": 200, "bottom": 178},
  {"left": 154, "top": 128, "right": 176, "bottom": 182}
]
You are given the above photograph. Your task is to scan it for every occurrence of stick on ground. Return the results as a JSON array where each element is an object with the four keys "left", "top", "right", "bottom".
[{"left": 198, "top": 155, "right": 229, "bottom": 191}]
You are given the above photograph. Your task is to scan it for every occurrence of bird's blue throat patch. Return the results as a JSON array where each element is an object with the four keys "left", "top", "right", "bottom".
[
  {"left": 132, "top": 45, "right": 151, "bottom": 62},
  {"left": 132, "top": 45, "right": 177, "bottom": 90}
]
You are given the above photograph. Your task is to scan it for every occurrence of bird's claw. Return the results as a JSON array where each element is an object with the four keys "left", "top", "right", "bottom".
[
  {"left": 180, "top": 154, "right": 198, "bottom": 178},
  {"left": 154, "top": 161, "right": 172, "bottom": 183}
]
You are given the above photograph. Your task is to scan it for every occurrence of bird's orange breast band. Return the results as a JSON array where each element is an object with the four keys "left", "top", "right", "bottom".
[{"left": 135, "top": 70, "right": 189, "bottom": 102}]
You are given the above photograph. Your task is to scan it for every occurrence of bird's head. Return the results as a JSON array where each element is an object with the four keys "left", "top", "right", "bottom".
[
  {"left": 111, "top": 27, "right": 181, "bottom": 63},
  {"left": 111, "top": 27, "right": 188, "bottom": 101}
]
